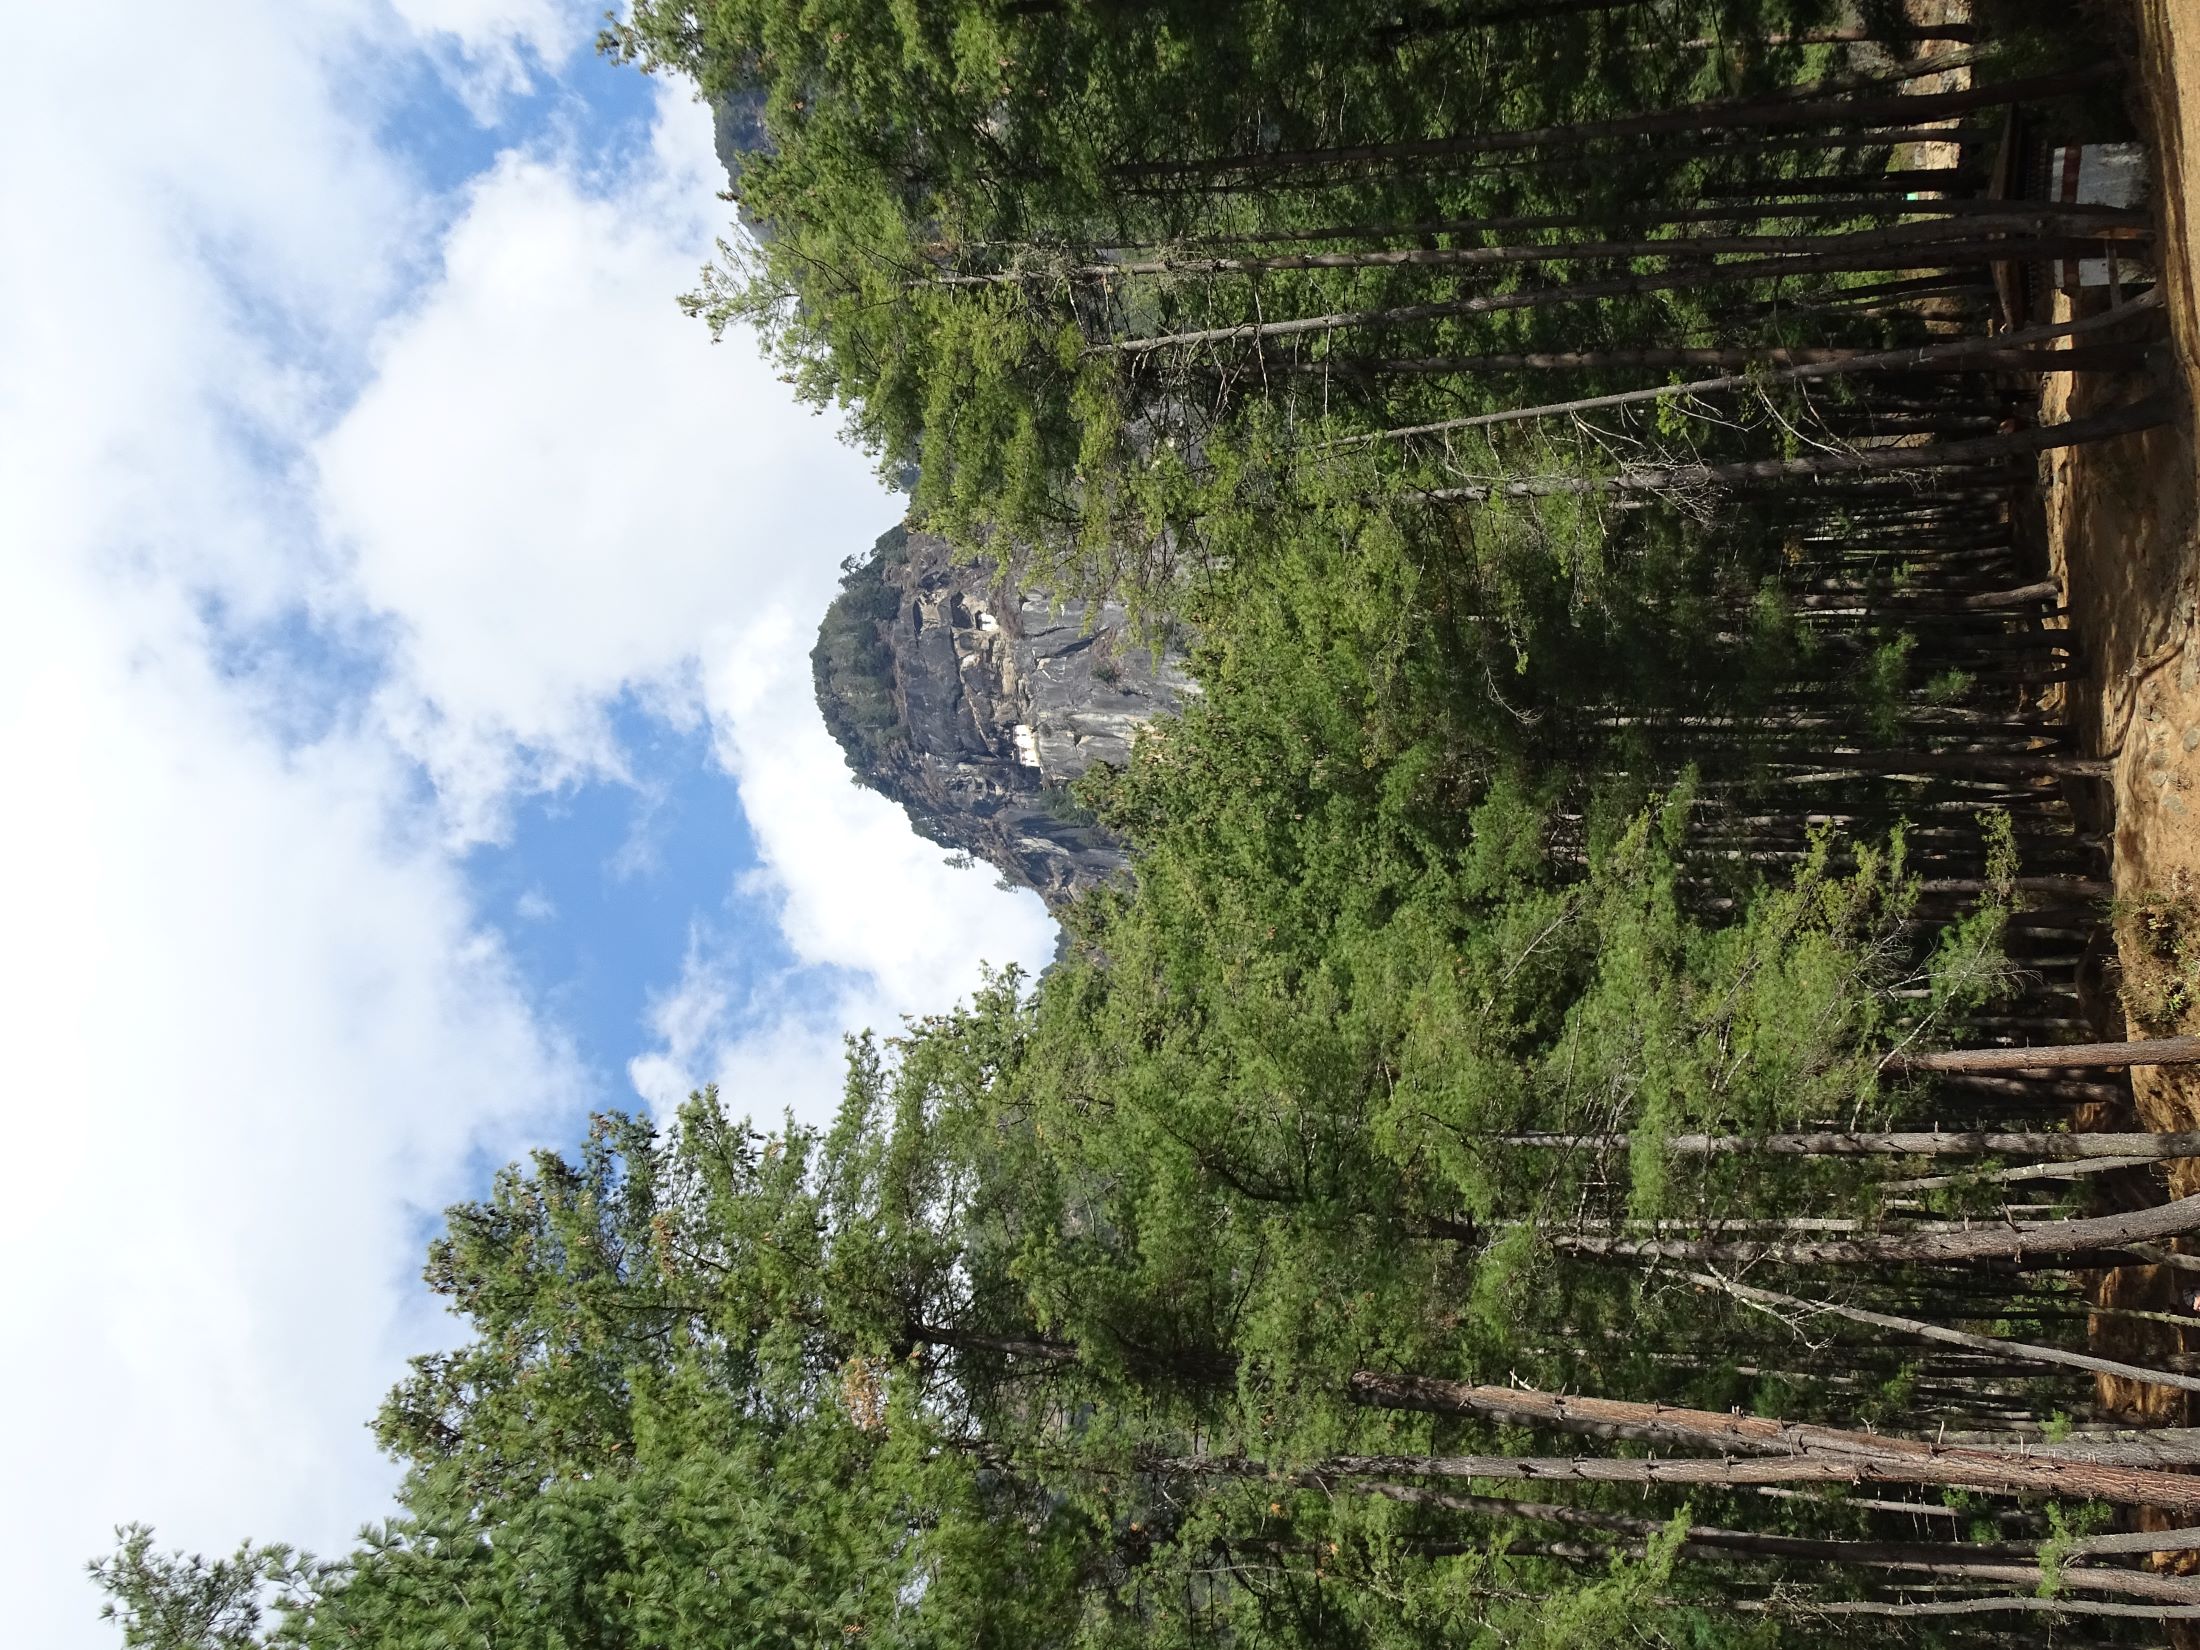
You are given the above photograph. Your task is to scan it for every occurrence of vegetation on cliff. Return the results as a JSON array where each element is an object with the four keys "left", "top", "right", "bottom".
[
  {"left": 812, "top": 522, "right": 911, "bottom": 769},
  {"left": 101, "top": 4, "right": 2197, "bottom": 1646}
]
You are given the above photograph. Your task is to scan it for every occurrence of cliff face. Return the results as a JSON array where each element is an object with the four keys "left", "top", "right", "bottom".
[{"left": 814, "top": 526, "right": 1194, "bottom": 908}]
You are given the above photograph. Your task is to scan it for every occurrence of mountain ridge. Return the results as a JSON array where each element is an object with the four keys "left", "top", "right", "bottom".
[{"left": 812, "top": 524, "right": 1192, "bottom": 909}]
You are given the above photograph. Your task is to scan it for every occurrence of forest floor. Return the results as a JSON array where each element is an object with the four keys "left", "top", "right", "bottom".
[
  {"left": 2050, "top": 1, "right": 2200, "bottom": 1163},
  {"left": 2044, "top": 0, "right": 2200, "bottom": 1445}
]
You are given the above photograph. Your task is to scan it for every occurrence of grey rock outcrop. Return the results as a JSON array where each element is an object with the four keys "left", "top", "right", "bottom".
[{"left": 813, "top": 525, "right": 1194, "bottom": 908}]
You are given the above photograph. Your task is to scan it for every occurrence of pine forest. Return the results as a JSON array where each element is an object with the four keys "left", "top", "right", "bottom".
[{"left": 96, "top": 3, "right": 2200, "bottom": 1646}]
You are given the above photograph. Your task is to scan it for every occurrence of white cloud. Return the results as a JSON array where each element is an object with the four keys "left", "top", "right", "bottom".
[
  {"left": 0, "top": 563, "right": 581, "bottom": 1642},
  {"left": 389, "top": 0, "right": 592, "bottom": 118},
  {"left": 1, "top": 8, "right": 1059, "bottom": 1644},
  {"left": 314, "top": 81, "right": 1057, "bottom": 1085},
  {"left": 0, "top": 5, "right": 623, "bottom": 1641},
  {"left": 702, "top": 610, "right": 1058, "bottom": 1012},
  {"left": 391, "top": 0, "right": 579, "bottom": 59}
]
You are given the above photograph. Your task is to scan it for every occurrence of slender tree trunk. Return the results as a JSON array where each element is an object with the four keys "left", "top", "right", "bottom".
[
  {"left": 1341, "top": 1375, "right": 2200, "bottom": 1506},
  {"left": 947, "top": 211, "right": 2139, "bottom": 284},
  {"left": 1300, "top": 343, "right": 2135, "bottom": 376},
  {"left": 1744, "top": 1594, "right": 2200, "bottom": 1618},
  {"left": 1887, "top": 1036, "right": 2200, "bottom": 1075},
  {"left": 1113, "top": 66, "right": 2113, "bottom": 179},
  {"left": 1375, "top": 0, "right": 1656, "bottom": 41},
  {"left": 1416, "top": 397, "right": 2168, "bottom": 501},
  {"left": 1157, "top": 191, "right": 2131, "bottom": 252},
  {"left": 1680, "top": 26, "right": 1980, "bottom": 47},
  {"left": 1705, "top": 169, "right": 1983, "bottom": 197},
  {"left": 1690, "top": 1271, "right": 2200, "bottom": 1395},
  {"left": 1886, "top": 1156, "right": 2159, "bottom": 1191},
  {"left": 1758, "top": 749, "right": 2105, "bottom": 779},
  {"left": 1487, "top": 1538, "right": 2200, "bottom": 1602},
  {"left": 1324, "top": 290, "right": 2160, "bottom": 443},
  {"left": 1175, "top": 1433, "right": 2200, "bottom": 1511},
  {"left": 1543, "top": 1194, "right": 2200, "bottom": 1265},
  {"left": 1096, "top": 237, "right": 2116, "bottom": 353}
]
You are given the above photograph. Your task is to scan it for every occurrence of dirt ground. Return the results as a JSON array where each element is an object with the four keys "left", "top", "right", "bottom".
[
  {"left": 2043, "top": 2, "right": 2200, "bottom": 1459},
  {"left": 2051, "top": 0, "right": 2200, "bottom": 1165}
]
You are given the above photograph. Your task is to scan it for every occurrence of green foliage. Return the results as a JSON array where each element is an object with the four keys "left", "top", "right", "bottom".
[
  {"left": 814, "top": 523, "right": 912, "bottom": 770},
  {"left": 102, "top": 9, "right": 2122, "bottom": 1647}
]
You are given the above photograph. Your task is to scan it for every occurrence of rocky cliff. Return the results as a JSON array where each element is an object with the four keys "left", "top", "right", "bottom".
[{"left": 813, "top": 525, "right": 1194, "bottom": 909}]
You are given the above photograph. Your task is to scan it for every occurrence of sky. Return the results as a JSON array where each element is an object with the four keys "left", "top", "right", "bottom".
[{"left": 0, "top": 3, "right": 1058, "bottom": 1642}]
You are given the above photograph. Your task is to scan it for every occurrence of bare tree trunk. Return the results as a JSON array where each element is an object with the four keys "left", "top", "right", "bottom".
[
  {"left": 1094, "top": 237, "right": 2116, "bottom": 353},
  {"left": 1544, "top": 1191, "right": 2200, "bottom": 1266},
  {"left": 1299, "top": 343, "right": 2137, "bottom": 376},
  {"left": 1374, "top": 0, "right": 1656, "bottom": 42},
  {"left": 1706, "top": 169, "right": 1982, "bottom": 198},
  {"left": 1488, "top": 1538, "right": 2200, "bottom": 1603},
  {"left": 1487, "top": 1130, "right": 2200, "bottom": 1158},
  {"left": 944, "top": 211, "right": 2138, "bottom": 284},
  {"left": 1886, "top": 1155, "right": 2159, "bottom": 1191},
  {"left": 1340, "top": 1374, "right": 2200, "bottom": 1507},
  {"left": 1161, "top": 191, "right": 2129, "bottom": 251},
  {"left": 1739, "top": 1594, "right": 2200, "bottom": 1619},
  {"left": 1887, "top": 1035, "right": 2200, "bottom": 1075},
  {"left": 1174, "top": 1433, "right": 2200, "bottom": 1511},
  {"left": 1680, "top": 26, "right": 1980, "bottom": 47},
  {"left": 1324, "top": 289, "right": 2160, "bottom": 444},
  {"left": 1114, "top": 66, "right": 2113, "bottom": 179},
  {"left": 1690, "top": 1271, "right": 2200, "bottom": 1395},
  {"left": 1417, "top": 397, "right": 2169, "bottom": 500},
  {"left": 1345, "top": 1484, "right": 2200, "bottom": 1560}
]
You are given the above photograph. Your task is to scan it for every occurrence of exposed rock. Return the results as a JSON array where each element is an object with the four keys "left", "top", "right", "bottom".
[{"left": 814, "top": 524, "right": 1194, "bottom": 908}]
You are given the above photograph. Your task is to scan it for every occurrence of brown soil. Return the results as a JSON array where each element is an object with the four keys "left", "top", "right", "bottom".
[
  {"left": 2046, "top": 3, "right": 2200, "bottom": 1515},
  {"left": 2111, "top": 1, "right": 2200, "bottom": 1127},
  {"left": 2052, "top": 2, "right": 2200, "bottom": 1169}
]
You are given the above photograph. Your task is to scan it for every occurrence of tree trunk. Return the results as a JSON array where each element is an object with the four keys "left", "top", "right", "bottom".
[
  {"left": 1689, "top": 1271, "right": 2200, "bottom": 1395},
  {"left": 1544, "top": 1190, "right": 2200, "bottom": 1266},
  {"left": 1339, "top": 1373, "right": 2200, "bottom": 1507},
  {"left": 1300, "top": 343, "right": 2137, "bottom": 377},
  {"left": 1171, "top": 191, "right": 2130, "bottom": 251},
  {"left": 1347, "top": 1484, "right": 2198, "bottom": 1560},
  {"left": 1113, "top": 65, "right": 2113, "bottom": 179},
  {"left": 1886, "top": 1155, "right": 2158, "bottom": 1191},
  {"left": 1416, "top": 396, "right": 2169, "bottom": 500},
  {"left": 1705, "top": 169, "right": 1983, "bottom": 197},
  {"left": 1887, "top": 1035, "right": 2200, "bottom": 1075},
  {"left": 1176, "top": 1432, "right": 2200, "bottom": 1511},
  {"left": 1376, "top": 0, "right": 1657, "bottom": 42},
  {"left": 1740, "top": 1594, "right": 2200, "bottom": 1619},
  {"left": 1096, "top": 237, "right": 2117, "bottom": 353},
  {"left": 1325, "top": 290, "right": 2159, "bottom": 444},
  {"left": 1488, "top": 1538, "right": 2200, "bottom": 1603},
  {"left": 950, "top": 211, "right": 2140, "bottom": 284}
]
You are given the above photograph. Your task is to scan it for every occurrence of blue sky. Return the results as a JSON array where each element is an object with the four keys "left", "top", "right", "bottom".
[
  {"left": 0, "top": 5, "right": 1056, "bottom": 1643},
  {"left": 470, "top": 697, "right": 866, "bottom": 1103}
]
